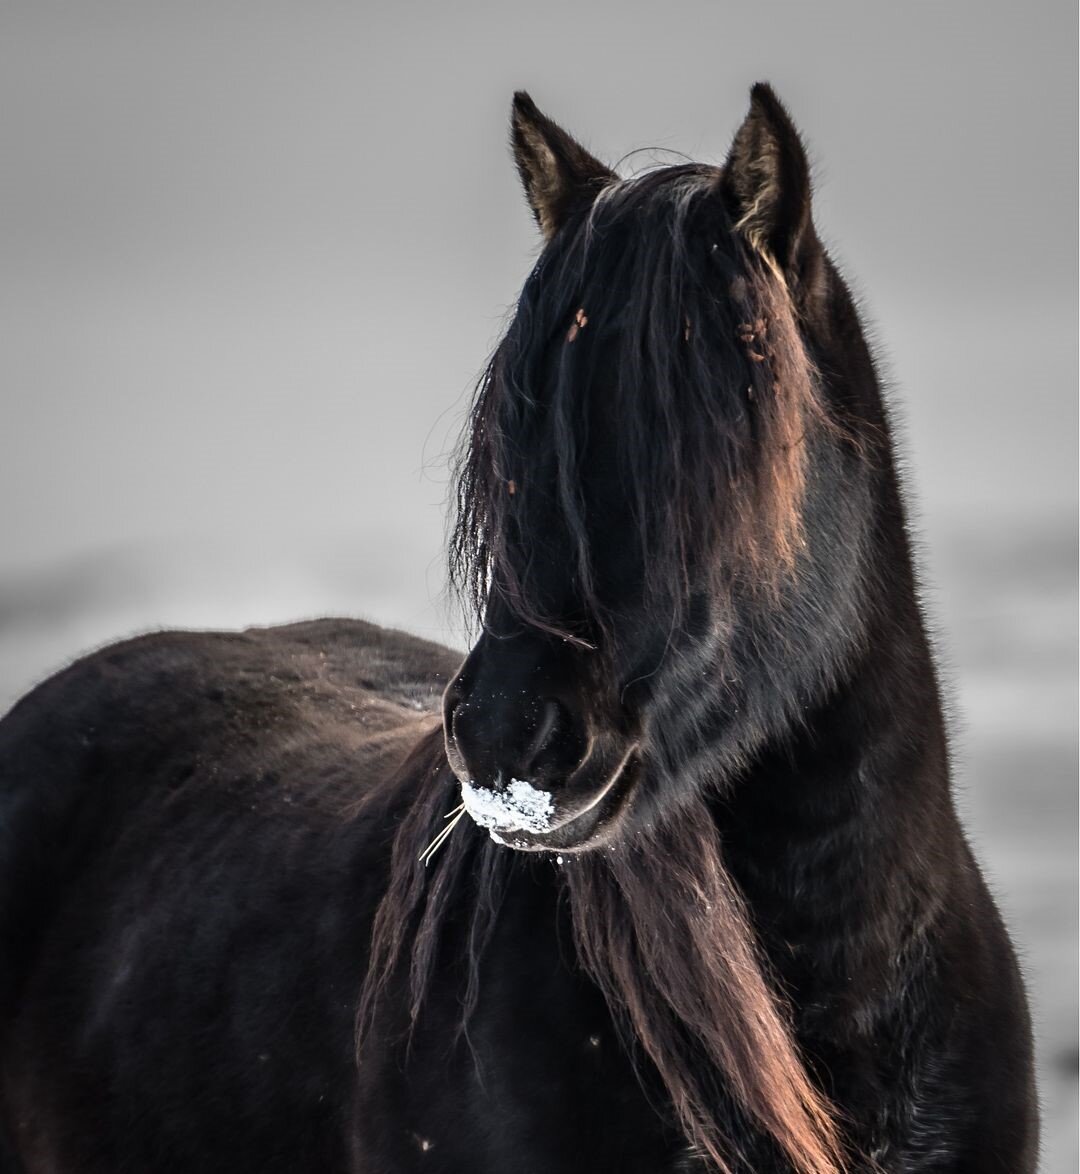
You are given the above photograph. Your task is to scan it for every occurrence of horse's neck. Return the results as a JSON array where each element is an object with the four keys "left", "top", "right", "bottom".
[{"left": 715, "top": 605, "right": 958, "bottom": 1003}]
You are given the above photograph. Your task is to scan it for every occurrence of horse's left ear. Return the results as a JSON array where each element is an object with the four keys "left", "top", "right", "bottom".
[
  {"left": 511, "top": 92, "right": 616, "bottom": 241},
  {"left": 721, "top": 84, "right": 821, "bottom": 289}
]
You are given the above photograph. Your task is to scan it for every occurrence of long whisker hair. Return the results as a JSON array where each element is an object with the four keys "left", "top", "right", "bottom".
[{"left": 418, "top": 803, "right": 465, "bottom": 866}]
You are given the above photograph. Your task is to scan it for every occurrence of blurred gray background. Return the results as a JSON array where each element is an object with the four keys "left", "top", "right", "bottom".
[{"left": 2, "top": 2, "right": 1075, "bottom": 1168}]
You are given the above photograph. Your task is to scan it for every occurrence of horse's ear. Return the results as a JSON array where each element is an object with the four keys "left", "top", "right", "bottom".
[
  {"left": 511, "top": 92, "right": 615, "bottom": 241},
  {"left": 721, "top": 84, "right": 819, "bottom": 284}
]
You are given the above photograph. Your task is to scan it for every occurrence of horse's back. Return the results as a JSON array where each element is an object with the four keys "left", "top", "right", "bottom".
[
  {"left": 0, "top": 616, "right": 460, "bottom": 941},
  {"left": 0, "top": 618, "right": 460, "bottom": 1172}
]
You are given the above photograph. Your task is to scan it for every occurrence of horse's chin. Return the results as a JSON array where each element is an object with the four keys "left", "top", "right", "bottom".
[{"left": 459, "top": 751, "right": 639, "bottom": 855}]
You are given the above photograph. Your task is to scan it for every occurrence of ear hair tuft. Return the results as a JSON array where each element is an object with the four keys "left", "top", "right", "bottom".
[
  {"left": 511, "top": 92, "right": 615, "bottom": 240},
  {"left": 722, "top": 83, "right": 815, "bottom": 277}
]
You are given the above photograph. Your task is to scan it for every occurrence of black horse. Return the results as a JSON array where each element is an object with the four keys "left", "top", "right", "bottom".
[{"left": 0, "top": 87, "right": 1036, "bottom": 1173}]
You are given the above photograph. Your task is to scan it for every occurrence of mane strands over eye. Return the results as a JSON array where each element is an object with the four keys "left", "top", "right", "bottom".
[{"left": 448, "top": 165, "right": 834, "bottom": 642}]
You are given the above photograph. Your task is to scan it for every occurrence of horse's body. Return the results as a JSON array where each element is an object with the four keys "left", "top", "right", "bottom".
[
  {"left": 0, "top": 88, "right": 1036, "bottom": 1172},
  {"left": 0, "top": 622, "right": 448, "bottom": 1171},
  {"left": 0, "top": 621, "right": 719, "bottom": 1172}
]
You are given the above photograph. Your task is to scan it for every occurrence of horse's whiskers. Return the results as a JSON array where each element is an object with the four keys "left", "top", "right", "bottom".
[{"left": 419, "top": 806, "right": 466, "bottom": 865}]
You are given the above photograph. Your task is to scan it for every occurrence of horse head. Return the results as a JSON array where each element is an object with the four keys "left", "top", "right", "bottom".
[{"left": 443, "top": 86, "right": 882, "bottom": 854}]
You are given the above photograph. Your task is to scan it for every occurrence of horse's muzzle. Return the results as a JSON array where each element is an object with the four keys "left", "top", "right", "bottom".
[{"left": 442, "top": 641, "right": 639, "bottom": 851}]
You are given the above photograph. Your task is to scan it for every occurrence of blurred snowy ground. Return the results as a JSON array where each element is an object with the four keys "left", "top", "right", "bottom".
[{"left": 0, "top": 515, "right": 1074, "bottom": 1171}]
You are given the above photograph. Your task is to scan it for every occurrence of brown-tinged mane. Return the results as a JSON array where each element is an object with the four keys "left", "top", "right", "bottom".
[{"left": 564, "top": 802, "right": 844, "bottom": 1174}]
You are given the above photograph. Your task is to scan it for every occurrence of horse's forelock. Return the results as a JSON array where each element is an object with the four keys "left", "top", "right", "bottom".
[{"left": 449, "top": 165, "right": 830, "bottom": 641}]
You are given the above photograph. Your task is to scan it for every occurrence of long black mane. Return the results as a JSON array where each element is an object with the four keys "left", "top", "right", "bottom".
[{"left": 450, "top": 165, "right": 828, "bottom": 643}]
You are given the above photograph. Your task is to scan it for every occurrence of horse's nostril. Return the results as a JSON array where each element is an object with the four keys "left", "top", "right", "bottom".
[
  {"left": 443, "top": 670, "right": 587, "bottom": 791},
  {"left": 522, "top": 699, "right": 562, "bottom": 771},
  {"left": 447, "top": 696, "right": 467, "bottom": 750},
  {"left": 443, "top": 678, "right": 465, "bottom": 733}
]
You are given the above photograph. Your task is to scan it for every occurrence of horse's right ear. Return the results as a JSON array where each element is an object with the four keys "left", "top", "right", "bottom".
[
  {"left": 511, "top": 92, "right": 615, "bottom": 241},
  {"left": 721, "top": 84, "right": 820, "bottom": 291}
]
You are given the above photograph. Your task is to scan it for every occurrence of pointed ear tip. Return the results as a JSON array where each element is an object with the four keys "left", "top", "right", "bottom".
[
  {"left": 511, "top": 91, "right": 539, "bottom": 120},
  {"left": 741, "top": 83, "right": 806, "bottom": 149},
  {"left": 748, "top": 82, "right": 786, "bottom": 115}
]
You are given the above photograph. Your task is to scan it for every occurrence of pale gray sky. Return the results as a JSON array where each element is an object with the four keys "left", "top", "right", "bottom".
[{"left": 2, "top": 1, "right": 1075, "bottom": 583}]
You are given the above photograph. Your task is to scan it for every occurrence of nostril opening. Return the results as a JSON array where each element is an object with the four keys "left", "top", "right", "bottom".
[
  {"left": 521, "top": 699, "right": 563, "bottom": 773},
  {"left": 442, "top": 680, "right": 464, "bottom": 728},
  {"left": 448, "top": 699, "right": 465, "bottom": 746}
]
